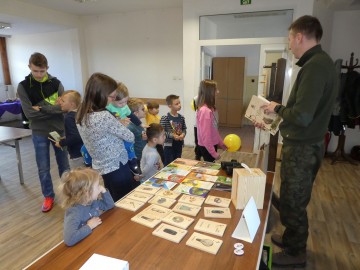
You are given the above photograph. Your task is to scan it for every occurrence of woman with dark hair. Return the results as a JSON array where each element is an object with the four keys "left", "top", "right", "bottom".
[{"left": 77, "top": 73, "right": 136, "bottom": 201}]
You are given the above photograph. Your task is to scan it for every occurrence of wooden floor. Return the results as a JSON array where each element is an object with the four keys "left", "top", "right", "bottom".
[{"left": 0, "top": 123, "right": 359, "bottom": 269}]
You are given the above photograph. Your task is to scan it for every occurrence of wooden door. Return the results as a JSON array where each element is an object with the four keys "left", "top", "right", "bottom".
[{"left": 212, "top": 57, "right": 245, "bottom": 127}]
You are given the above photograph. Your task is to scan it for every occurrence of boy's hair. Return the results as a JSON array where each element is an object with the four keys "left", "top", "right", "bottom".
[
  {"left": 63, "top": 90, "right": 81, "bottom": 108},
  {"left": 146, "top": 123, "right": 164, "bottom": 141},
  {"left": 115, "top": 82, "right": 129, "bottom": 100},
  {"left": 59, "top": 167, "right": 102, "bottom": 209},
  {"left": 77, "top": 72, "right": 117, "bottom": 126},
  {"left": 288, "top": 15, "right": 323, "bottom": 42},
  {"left": 146, "top": 101, "right": 159, "bottom": 110},
  {"left": 29, "top": 52, "right": 48, "bottom": 68},
  {"left": 165, "top": 94, "right": 179, "bottom": 105},
  {"left": 128, "top": 98, "right": 144, "bottom": 113},
  {"left": 197, "top": 80, "right": 217, "bottom": 110}
]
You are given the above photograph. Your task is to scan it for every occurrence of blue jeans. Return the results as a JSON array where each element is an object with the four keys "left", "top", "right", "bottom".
[{"left": 32, "top": 134, "right": 70, "bottom": 198}]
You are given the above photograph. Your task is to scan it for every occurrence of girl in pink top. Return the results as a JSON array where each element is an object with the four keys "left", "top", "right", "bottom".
[{"left": 196, "top": 80, "right": 227, "bottom": 162}]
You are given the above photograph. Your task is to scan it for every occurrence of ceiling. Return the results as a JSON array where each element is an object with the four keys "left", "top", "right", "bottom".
[{"left": 1, "top": 0, "right": 360, "bottom": 36}]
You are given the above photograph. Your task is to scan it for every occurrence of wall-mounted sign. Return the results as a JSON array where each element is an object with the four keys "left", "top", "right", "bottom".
[{"left": 240, "top": 0, "right": 252, "bottom": 5}]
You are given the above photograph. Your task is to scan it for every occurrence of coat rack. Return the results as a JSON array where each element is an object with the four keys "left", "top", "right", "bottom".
[{"left": 330, "top": 52, "right": 359, "bottom": 165}]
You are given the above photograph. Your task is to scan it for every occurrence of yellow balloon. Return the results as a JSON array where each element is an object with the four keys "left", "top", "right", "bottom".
[
  {"left": 224, "top": 134, "right": 241, "bottom": 152},
  {"left": 190, "top": 99, "right": 196, "bottom": 111}
]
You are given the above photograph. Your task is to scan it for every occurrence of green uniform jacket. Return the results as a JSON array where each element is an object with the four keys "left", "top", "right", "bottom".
[{"left": 277, "top": 45, "right": 338, "bottom": 145}]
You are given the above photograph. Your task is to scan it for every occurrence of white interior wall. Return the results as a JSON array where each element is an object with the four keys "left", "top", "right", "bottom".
[
  {"left": 82, "top": 8, "right": 183, "bottom": 100},
  {"left": 7, "top": 29, "right": 83, "bottom": 94},
  {"left": 328, "top": 10, "right": 360, "bottom": 153}
]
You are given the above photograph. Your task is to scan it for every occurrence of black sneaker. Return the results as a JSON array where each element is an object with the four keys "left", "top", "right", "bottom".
[{"left": 129, "top": 159, "right": 142, "bottom": 176}]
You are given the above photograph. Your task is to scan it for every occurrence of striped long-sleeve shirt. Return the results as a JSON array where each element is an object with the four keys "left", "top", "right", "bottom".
[{"left": 160, "top": 112, "right": 187, "bottom": 147}]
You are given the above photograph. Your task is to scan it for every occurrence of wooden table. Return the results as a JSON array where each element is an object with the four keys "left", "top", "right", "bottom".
[
  {"left": 0, "top": 126, "right": 32, "bottom": 184},
  {"left": 25, "top": 172, "right": 274, "bottom": 270}
]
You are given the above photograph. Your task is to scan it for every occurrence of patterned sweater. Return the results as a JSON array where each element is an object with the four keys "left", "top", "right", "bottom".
[
  {"left": 160, "top": 112, "right": 187, "bottom": 147},
  {"left": 77, "top": 110, "right": 134, "bottom": 175}
]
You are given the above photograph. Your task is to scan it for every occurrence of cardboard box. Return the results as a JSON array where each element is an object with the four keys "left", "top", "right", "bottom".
[{"left": 231, "top": 168, "right": 266, "bottom": 209}]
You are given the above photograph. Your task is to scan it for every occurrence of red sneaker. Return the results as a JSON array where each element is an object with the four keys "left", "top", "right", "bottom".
[{"left": 42, "top": 197, "right": 54, "bottom": 212}]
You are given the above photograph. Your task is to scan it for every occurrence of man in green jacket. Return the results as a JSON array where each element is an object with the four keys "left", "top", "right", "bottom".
[{"left": 261, "top": 15, "right": 337, "bottom": 267}]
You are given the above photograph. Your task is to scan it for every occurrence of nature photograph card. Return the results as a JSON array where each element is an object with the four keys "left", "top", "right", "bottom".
[
  {"left": 115, "top": 198, "right": 145, "bottom": 212},
  {"left": 148, "top": 195, "right": 176, "bottom": 208},
  {"left": 204, "top": 195, "right": 231, "bottom": 208},
  {"left": 178, "top": 194, "right": 205, "bottom": 207},
  {"left": 186, "top": 232, "right": 223, "bottom": 255},
  {"left": 190, "top": 167, "right": 219, "bottom": 176},
  {"left": 172, "top": 202, "right": 201, "bottom": 217},
  {"left": 173, "top": 184, "right": 210, "bottom": 198},
  {"left": 131, "top": 212, "right": 162, "bottom": 228},
  {"left": 184, "top": 172, "right": 218, "bottom": 182},
  {"left": 194, "top": 161, "right": 221, "bottom": 170},
  {"left": 203, "top": 207, "right": 232, "bottom": 219},
  {"left": 161, "top": 212, "right": 195, "bottom": 230},
  {"left": 172, "top": 158, "right": 199, "bottom": 166},
  {"left": 194, "top": 218, "right": 227, "bottom": 237},
  {"left": 156, "top": 188, "right": 181, "bottom": 200},
  {"left": 166, "top": 162, "right": 193, "bottom": 171},
  {"left": 154, "top": 171, "right": 187, "bottom": 183},
  {"left": 136, "top": 184, "right": 160, "bottom": 195},
  {"left": 152, "top": 223, "right": 188, "bottom": 243},
  {"left": 245, "top": 95, "right": 283, "bottom": 135},
  {"left": 215, "top": 176, "right": 232, "bottom": 186},
  {"left": 141, "top": 204, "right": 172, "bottom": 219},
  {"left": 181, "top": 178, "right": 214, "bottom": 190},
  {"left": 126, "top": 191, "right": 153, "bottom": 203},
  {"left": 142, "top": 178, "right": 177, "bottom": 190}
]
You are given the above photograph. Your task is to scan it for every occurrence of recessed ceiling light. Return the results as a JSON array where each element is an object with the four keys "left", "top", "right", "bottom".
[{"left": 0, "top": 22, "right": 11, "bottom": 29}]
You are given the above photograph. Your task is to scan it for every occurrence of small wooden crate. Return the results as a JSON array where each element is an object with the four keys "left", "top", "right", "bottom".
[{"left": 231, "top": 168, "right": 266, "bottom": 209}]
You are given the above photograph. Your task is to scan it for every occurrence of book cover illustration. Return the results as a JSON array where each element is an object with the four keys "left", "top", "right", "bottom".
[
  {"left": 136, "top": 184, "right": 160, "bottom": 195},
  {"left": 194, "top": 161, "right": 221, "bottom": 170},
  {"left": 152, "top": 223, "right": 188, "bottom": 243},
  {"left": 115, "top": 198, "right": 145, "bottom": 212},
  {"left": 178, "top": 194, "right": 205, "bottom": 207},
  {"left": 204, "top": 195, "right": 231, "bottom": 208},
  {"left": 204, "top": 207, "right": 232, "bottom": 219},
  {"left": 173, "top": 184, "right": 210, "bottom": 198},
  {"left": 172, "top": 202, "right": 201, "bottom": 217},
  {"left": 148, "top": 195, "right": 176, "bottom": 208},
  {"left": 186, "top": 232, "right": 223, "bottom": 255},
  {"left": 161, "top": 212, "right": 195, "bottom": 230},
  {"left": 190, "top": 167, "right": 219, "bottom": 176},
  {"left": 172, "top": 158, "right": 199, "bottom": 166},
  {"left": 126, "top": 191, "right": 153, "bottom": 203},
  {"left": 194, "top": 218, "right": 228, "bottom": 237},
  {"left": 181, "top": 178, "right": 214, "bottom": 190},
  {"left": 155, "top": 188, "right": 181, "bottom": 199},
  {"left": 142, "top": 178, "right": 177, "bottom": 190},
  {"left": 245, "top": 95, "right": 283, "bottom": 136}
]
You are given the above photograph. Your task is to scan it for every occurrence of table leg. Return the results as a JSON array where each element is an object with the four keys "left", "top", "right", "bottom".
[{"left": 15, "top": 139, "right": 25, "bottom": 184}]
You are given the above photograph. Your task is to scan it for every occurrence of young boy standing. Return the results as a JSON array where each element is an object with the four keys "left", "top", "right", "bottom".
[
  {"left": 160, "top": 95, "right": 187, "bottom": 166},
  {"left": 141, "top": 123, "right": 165, "bottom": 181},
  {"left": 145, "top": 101, "right": 164, "bottom": 163}
]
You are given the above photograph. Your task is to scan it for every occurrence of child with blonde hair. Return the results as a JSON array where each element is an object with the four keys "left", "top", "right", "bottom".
[
  {"left": 106, "top": 82, "right": 142, "bottom": 176},
  {"left": 59, "top": 167, "right": 114, "bottom": 246}
]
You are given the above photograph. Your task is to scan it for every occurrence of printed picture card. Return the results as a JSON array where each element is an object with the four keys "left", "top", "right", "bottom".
[
  {"left": 172, "top": 158, "right": 199, "bottom": 166},
  {"left": 126, "top": 191, "right": 153, "bottom": 203},
  {"left": 186, "top": 232, "right": 223, "bottom": 255},
  {"left": 141, "top": 204, "right": 172, "bottom": 219},
  {"left": 203, "top": 207, "right": 231, "bottom": 219},
  {"left": 173, "top": 184, "right": 210, "bottom": 198},
  {"left": 194, "top": 218, "right": 227, "bottom": 237},
  {"left": 136, "top": 184, "right": 160, "bottom": 195},
  {"left": 172, "top": 202, "right": 201, "bottom": 217},
  {"left": 115, "top": 198, "right": 145, "bottom": 212},
  {"left": 152, "top": 223, "right": 188, "bottom": 243},
  {"left": 156, "top": 188, "right": 181, "bottom": 200},
  {"left": 190, "top": 167, "right": 219, "bottom": 176},
  {"left": 162, "top": 212, "right": 195, "bottom": 230},
  {"left": 142, "top": 178, "right": 177, "bottom": 190},
  {"left": 131, "top": 212, "right": 162, "bottom": 228},
  {"left": 148, "top": 195, "right": 177, "bottom": 208},
  {"left": 178, "top": 194, "right": 205, "bottom": 207},
  {"left": 204, "top": 195, "right": 231, "bottom": 208},
  {"left": 181, "top": 178, "right": 214, "bottom": 190},
  {"left": 194, "top": 161, "right": 221, "bottom": 170}
]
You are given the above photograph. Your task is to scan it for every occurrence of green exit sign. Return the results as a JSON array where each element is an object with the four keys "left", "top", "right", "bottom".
[{"left": 240, "top": 0, "right": 251, "bottom": 5}]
